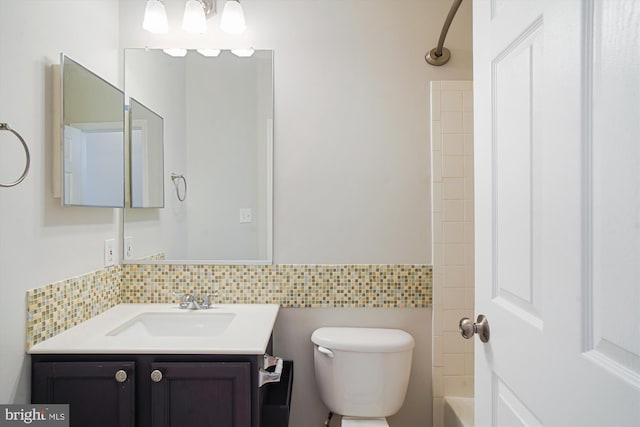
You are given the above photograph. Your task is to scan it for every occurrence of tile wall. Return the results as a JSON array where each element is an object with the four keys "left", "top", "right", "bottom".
[
  {"left": 26, "top": 264, "right": 432, "bottom": 348},
  {"left": 430, "top": 81, "right": 475, "bottom": 427},
  {"left": 26, "top": 266, "right": 121, "bottom": 348}
]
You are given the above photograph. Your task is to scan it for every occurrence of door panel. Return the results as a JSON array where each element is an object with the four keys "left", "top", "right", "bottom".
[
  {"left": 474, "top": 0, "right": 640, "bottom": 426},
  {"left": 587, "top": 0, "right": 640, "bottom": 386},
  {"left": 492, "top": 16, "right": 543, "bottom": 326}
]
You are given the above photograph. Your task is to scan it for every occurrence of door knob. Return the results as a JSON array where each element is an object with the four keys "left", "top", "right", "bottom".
[{"left": 459, "top": 314, "right": 490, "bottom": 343}]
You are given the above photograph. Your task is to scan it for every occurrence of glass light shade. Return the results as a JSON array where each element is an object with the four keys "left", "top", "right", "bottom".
[
  {"left": 143, "top": 0, "right": 169, "bottom": 33},
  {"left": 182, "top": 0, "right": 207, "bottom": 33},
  {"left": 197, "top": 49, "right": 221, "bottom": 57},
  {"left": 231, "top": 48, "right": 254, "bottom": 57},
  {"left": 163, "top": 48, "right": 188, "bottom": 57},
  {"left": 220, "top": 0, "right": 246, "bottom": 34}
]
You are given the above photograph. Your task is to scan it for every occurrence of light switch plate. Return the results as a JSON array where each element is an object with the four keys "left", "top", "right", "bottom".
[
  {"left": 124, "top": 236, "right": 134, "bottom": 260},
  {"left": 239, "top": 208, "right": 252, "bottom": 224}
]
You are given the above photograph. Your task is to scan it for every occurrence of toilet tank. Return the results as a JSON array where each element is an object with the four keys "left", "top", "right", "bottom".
[{"left": 311, "top": 327, "right": 415, "bottom": 418}]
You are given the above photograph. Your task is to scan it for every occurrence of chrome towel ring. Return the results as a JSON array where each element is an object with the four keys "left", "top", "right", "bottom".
[
  {"left": 0, "top": 123, "right": 31, "bottom": 187},
  {"left": 170, "top": 172, "right": 187, "bottom": 202}
]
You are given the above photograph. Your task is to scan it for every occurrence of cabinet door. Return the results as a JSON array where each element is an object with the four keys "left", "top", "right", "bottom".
[
  {"left": 32, "top": 361, "right": 135, "bottom": 427},
  {"left": 150, "top": 362, "right": 251, "bottom": 427}
]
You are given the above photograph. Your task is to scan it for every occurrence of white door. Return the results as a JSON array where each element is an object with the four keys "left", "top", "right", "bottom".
[{"left": 473, "top": 1, "right": 640, "bottom": 426}]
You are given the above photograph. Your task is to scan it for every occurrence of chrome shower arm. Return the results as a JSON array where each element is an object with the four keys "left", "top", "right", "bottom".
[{"left": 426, "top": 0, "right": 463, "bottom": 66}]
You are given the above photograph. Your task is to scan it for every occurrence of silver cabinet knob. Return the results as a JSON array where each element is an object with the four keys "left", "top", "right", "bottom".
[
  {"left": 150, "top": 369, "right": 163, "bottom": 383},
  {"left": 114, "top": 370, "right": 127, "bottom": 383},
  {"left": 459, "top": 314, "right": 490, "bottom": 343}
]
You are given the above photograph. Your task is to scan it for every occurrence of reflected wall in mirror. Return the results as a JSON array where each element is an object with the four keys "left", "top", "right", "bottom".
[
  {"left": 61, "top": 54, "right": 125, "bottom": 207},
  {"left": 123, "top": 49, "right": 273, "bottom": 264},
  {"left": 129, "top": 97, "right": 164, "bottom": 208}
]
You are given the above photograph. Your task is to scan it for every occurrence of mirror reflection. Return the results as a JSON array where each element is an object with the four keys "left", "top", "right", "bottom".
[
  {"left": 129, "top": 97, "right": 164, "bottom": 208},
  {"left": 61, "top": 54, "right": 125, "bottom": 207},
  {"left": 123, "top": 49, "right": 273, "bottom": 264}
]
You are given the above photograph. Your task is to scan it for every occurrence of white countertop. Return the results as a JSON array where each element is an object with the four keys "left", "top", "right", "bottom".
[{"left": 28, "top": 304, "right": 280, "bottom": 355}]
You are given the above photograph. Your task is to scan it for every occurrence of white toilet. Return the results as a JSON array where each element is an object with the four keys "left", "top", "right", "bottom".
[{"left": 311, "top": 327, "right": 415, "bottom": 427}]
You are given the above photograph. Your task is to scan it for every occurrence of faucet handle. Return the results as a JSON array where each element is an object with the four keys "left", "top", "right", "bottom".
[
  {"left": 200, "top": 287, "right": 220, "bottom": 309},
  {"left": 172, "top": 292, "right": 193, "bottom": 309},
  {"left": 201, "top": 294, "right": 211, "bottom": 309}
]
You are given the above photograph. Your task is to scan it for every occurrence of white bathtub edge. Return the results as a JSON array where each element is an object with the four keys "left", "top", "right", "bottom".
[{"left": 444, "top": 397, "right": 474, "bottom": 427}]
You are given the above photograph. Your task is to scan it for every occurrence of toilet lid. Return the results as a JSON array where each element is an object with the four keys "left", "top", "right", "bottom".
[{"left": 342, "top": 417, "right": 389, "bottom": 427}]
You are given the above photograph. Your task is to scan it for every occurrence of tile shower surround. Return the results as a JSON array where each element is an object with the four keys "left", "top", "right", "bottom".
[
  {"left": 27, "top": 264, "right": 432, "bottom": 348},
  {"left": 430, "top": 80, "right": 475, "bottom": 427}
]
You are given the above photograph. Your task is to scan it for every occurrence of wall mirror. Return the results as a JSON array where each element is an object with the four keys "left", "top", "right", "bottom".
[
  {"left": 123, "top": 48, "right": 273, "bottom": 264},
  {"left": 129, "top": 97, "right": 164, "bottom": 208},
  {"left": 60, "top": 54, "right": 125, "bottom": 207}
]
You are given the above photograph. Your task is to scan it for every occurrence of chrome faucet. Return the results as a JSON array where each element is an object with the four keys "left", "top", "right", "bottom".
[{"left": 173, "top": 291, "right": 218, "bottom": 310}]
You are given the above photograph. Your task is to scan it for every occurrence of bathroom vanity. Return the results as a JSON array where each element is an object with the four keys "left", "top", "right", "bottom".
[{"left": 29, "top": 304, "right": 292, "bottom": 427}]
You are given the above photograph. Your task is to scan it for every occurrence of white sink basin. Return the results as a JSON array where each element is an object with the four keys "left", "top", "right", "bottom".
[{"left": 107, "top": 312, "right": 236, "bottom": 337}]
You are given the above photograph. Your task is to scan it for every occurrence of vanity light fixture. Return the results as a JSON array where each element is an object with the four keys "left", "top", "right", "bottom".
[
  {"left": 196, "top": 48, "right": 221, "bottom": 57},
  {"left": 143, "top": 0, "right": 169, "bottom": 34},
  {"left": 182, "top": 0, "right": 215, "bottom": 34},
  {"left": 220, "top": 0, "right": 246, "bottom": 34},
  {"left": 163, "top": 48, "right": 188, "bottom": 57},
  {"left": 231, "top": 47, "right": 254, "bottom": 57}
]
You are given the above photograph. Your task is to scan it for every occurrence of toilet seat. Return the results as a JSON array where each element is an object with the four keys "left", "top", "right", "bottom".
[{"left": 341, "top": 417, "right": 389, "bottom": 427}]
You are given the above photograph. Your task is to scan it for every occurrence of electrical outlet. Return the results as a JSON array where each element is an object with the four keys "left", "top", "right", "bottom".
[
  {"left": 124, "top": 236, "right": 134, "bottom": 260},
  {"left": 104, "top": 239, "right": 115, "bottom": 266}
]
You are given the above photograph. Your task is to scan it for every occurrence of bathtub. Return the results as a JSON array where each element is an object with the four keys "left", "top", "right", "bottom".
[{"left": 444, "top": 397, "right": 474, "bottom": 427}]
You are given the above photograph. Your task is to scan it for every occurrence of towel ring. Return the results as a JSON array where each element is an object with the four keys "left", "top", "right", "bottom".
[
  {"left": 0, "top": 123, "right": 31, "bottom": 188},
  {"left": 170, "top": 173, "right": 187, "bottom": 202}
]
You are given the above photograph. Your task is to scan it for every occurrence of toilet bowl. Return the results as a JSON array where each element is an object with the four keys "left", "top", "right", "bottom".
[{"left": 311, "top": 327, "right": 415, "bottom": 427}]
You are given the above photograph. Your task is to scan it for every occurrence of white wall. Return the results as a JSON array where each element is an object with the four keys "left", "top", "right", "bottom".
[
  {"left": 0, "top": 0, "right": 121, "bottom": 403},
  {"left": 118, "top": 0, "right": 473, "bottom": 264}
]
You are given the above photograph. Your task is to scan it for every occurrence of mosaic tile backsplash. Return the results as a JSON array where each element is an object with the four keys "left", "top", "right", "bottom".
[
  {"left": 26, "top": 266, "right": 122, "bottom": 348},
  {"left": 27, "top": 264, "right": 431, "bottom": 348},
  {"left": 121, "top": 264, "right": 432, "bottom": 308}
]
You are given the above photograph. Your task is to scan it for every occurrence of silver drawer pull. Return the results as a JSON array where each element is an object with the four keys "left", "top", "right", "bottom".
[
  {"left": 259, "top": 356, "right": 283, "bottom": 387},
  {"left": 150, "top": 369, "right": 163, "bottom": 383},
  {"left": 114, "top": 370, "right": 127, "bottom": 383}
]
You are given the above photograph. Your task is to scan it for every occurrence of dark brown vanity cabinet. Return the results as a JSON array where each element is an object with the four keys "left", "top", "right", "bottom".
[
  {"left": 150, "top": 362, "right": 251, "bottom": 427},
  {"left": 32, "top": 354, "right": 292, "bottom": 427},
  {"left": 32, "top": 361, "right": 135, "bottom": 427}
]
